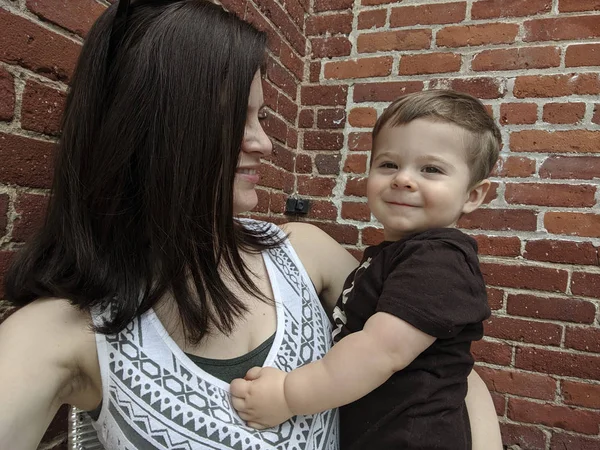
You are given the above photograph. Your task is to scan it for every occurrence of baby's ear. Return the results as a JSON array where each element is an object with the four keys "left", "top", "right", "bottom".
[{"left": 462, "top": 179, "right": 491, "bottom": 215}]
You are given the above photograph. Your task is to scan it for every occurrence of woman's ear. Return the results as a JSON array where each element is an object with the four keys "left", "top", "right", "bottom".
[{"left": 462, "top": 179, "right": 491, "bottom": 214}]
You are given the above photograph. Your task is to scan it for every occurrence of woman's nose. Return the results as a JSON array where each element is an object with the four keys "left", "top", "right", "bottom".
[{"left": 242, "top": 122, "right": 273, "bottom": 157}]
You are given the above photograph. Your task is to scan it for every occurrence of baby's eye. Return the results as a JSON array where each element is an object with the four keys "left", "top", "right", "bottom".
[
  {"left": 422, "top": 166, "right": 442, "bottom": 174},
  {"left": 379, "top": 162, "right": 398, "bottom": 169}
]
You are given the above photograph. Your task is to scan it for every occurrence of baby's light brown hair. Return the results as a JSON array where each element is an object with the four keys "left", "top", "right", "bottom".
[{"left": 372, "top": 90, "right": 502, "bottom": 186}]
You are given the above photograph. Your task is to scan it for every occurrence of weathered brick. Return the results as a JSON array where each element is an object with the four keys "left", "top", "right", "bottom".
[
  {"left": 545, "top": 212, "right": 600, "bottom": 238},
  {"left": 314, "top": 153, "right": 341, "bottom": 175},
  {"left": 280, "top": 41, "right": 303, "bottom": 80},
  {"left": 267, "top": 58, "right": 297, "bottom": 100},
  {"left": 271, "top": 143, "right": 295, "bottom": 172},
  {"left": 449, "top": 77, "right": 503, "bottom": 99},
  {"left": 12, "top": 193, "right": 49, "bottom": 242},
  {"left": 485, "top": 316, "right": 562, "bottom": 346},
  {"left": 472, "top": 235, "right": 521, "bottom": 257},
  {"left": 301, "top": 85, "right": 348, "bottom": 106},
  {"left": 472, "top": 0, "right": 552, "bottom": 19},
  {"left": 390, "top": 3, "right": 466, "bottom": 27},
  {"left": 314, "top": 0, "right": 354, "bottom": 12},
  {"left": 562, "top": 380, "right": 600, "bottom": 409},
  {"left": 477, "top": 366, "right": 556, "bottom": 400},
  {"left": 311, "top": 36, "right": 352, "bottom": 58},
  {"left": 26, "top": 0, "right": 106, "bottom": 37},
  {"left": 294, "top": 153, "right": 312, "bottom": 173},
  {"left": 220, "top": 0, "right": 248, "bottom": 17},
  {"left": 550, "top": 432, "right": 600, "bottom": 450},
  {"left": 524, "top": 16, "right": 600, "bottom": 42},
  {"left": 297, "top": 175, "right": 336, "bottom": 196},
  {"left": 325, "top": 56, "right": 393, "bottom": 80},
  {"left": 303, "top": 131, "right": 343, "bottom": 150},
  {"left": 343, "top": 154, "right": 368, "bottom": 174},
  {"left": 317, "top": 108, "right": 346, "bottom": 129},
  {"left": 594, "top": 103, "right": 600, "bottom": 124},
  {"left": 353, "top": 81, "right": 424, "bottom": 102},
  {"left": 490, "top": 391, "right": 506, "bottom": 416},
  {"left": 254, "top": 0, "right": 306, "bottom": 55},
  {"left": 505, "top": 183, "right": 596, "bottom": 207},
  {"left": 524, "top": 239, "right": 598, "bottom": 265},
  {"left": 559, "top": 0, "right": 600, "bottom": 12},
  {"left": 298, "top": 109, "right": 314, "bottom": 128},
  {"left": 0, "top": 9, "right": 81, "bottom": 81},
  {"left": 472, "top": 47, "right": 560, "bottom": 72},
  {"left": 493, "top": 156, "right": 536, "bottom": 177},
  {"left": 540, "top": 156, "right": 600, "bottom": 180},
  {"left": 341, "top": 202, "right": 371, "bottom": 221},
  {"left": 507, "top": 293, "right": 596, "bottom": 324},
  {"left": 282, "top": 0, "right": 305, "bottom": 30},
  {"left": 0, "top": 194, "right": 8, "bottom": 238},
  {"left": 0, "top": 133, "right": 55, "bottom": 188},
  {"left": 480, "top": 262, "right": 568, "bottom": 293},
  {"left": 344, "top": 177, "right": 367, "bottom": 197},
  {"left": 358, "top": 10, "right": 386, "bottom": 30},
  {"left": 510, "top": 130, "right": 600, "bottom": 153},
  {"left": 306, "top": 12, "right": 352, "bottom": 35},
  {"left": 508, "top": 397, "right": 600, "bottom": 434},
  {"left": 458, "top": 208, "right": 537, "bottom": 231},
  {"left": 254, "top": 188, "right": 270, "bottom": 214},
  {"left": 357, "top": 29, "right": 431, "bottom": 53},
  {"left": 437, "top": 23, "right": 519, "bottom": 47},
  {"left": 516, "top": 346, "right": 600, "bottom": 380},
  {"left": 348, "top": 132, "right": 372, "bottom": 151},
  {"left": 262, "top": 113, "right": 288, "bottom": 144},
  {"left": 500, "top": 103, "right": 538, "bottom": 125},
  {"left": 486, "top": 286, "right": 504, "bottom": 310},
  {"left": 286, "top": 128, "right": 298, "bottom": 149},
  {"left": 0, "top": 68, "right": 15, "bottom": 121},
  {"left": 259, "top": 164, "right": 294, "bottom": 193},
  {"left": 348, "top": 107, "right": 377, "bottom": 127},
  {"left": 565, "top": 327, "right": 600, "bottom": 353},
  {"left": 21, "top": 80, "right": 67, "bottom": 136},
  {"left": 307, "top": 221, "right": 358, "bottom": 245},
  {"left": 246, "top": 3, "right": 282, "bottom": 56},
  {"left": 542, "top": 102, "right": 586, "bottom": 124},
  {"left": 566, "top": 43, "right": 600, "bottom": 68},
  {"left": 306, "top": 199, "right": 337, "bottom": 220},
  {"left": 309, "top": 61, "right": 320, "bottom": 83},
  {"left": 472, "top": 339, "right": 512, "bottom": 366},
  {"left": 399, "top": 53, "right": 461, "bottom": 75},
  {"left": 276, "top": 93, "right": 298, "bottom": 124},
  {"left": 514, "top": 73, "right": 600, "bottom": 98},
  {"left": 500, "top": 423, "right": 547, "bottom": 450},
  {"left": 361, "top": 226, "right": 384, "bottom": 245},
  {"left": 262, "top": 80, "right": 278, "bottom": 111}
]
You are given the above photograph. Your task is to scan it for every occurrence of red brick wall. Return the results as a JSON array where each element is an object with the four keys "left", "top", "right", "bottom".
[{"left": 1, "top": 0, "right": 600, "bottom": 449}]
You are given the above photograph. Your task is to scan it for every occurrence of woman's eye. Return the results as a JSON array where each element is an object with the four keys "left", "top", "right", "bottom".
[{"left": 422, "top": 166, "right": 442, "bottom": 174}]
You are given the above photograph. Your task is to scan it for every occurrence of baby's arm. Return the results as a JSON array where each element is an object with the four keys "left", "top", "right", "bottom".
[{"left": 230, "top": 311, "right": 435, "bottom": 428}]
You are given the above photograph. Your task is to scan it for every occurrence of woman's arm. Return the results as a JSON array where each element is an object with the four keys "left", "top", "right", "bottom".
[
  {"left": 0, "top": 299, "right": 101, "bottom": 449},
  {"left": 466, "top": 369, "right": 503, "bottom": 450}
]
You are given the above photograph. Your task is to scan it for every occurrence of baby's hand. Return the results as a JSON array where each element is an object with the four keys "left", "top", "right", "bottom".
[{"left": 230, "top": 366, "right": 294, "bottom": 429}]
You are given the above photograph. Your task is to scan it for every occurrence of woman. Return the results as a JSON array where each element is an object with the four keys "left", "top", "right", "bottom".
[{"left": 0, "top": 1, "right": 502, "bottom": 449}]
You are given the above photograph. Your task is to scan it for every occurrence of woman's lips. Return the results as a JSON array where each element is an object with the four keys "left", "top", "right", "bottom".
[{"left": 236, "top": 168, "right": 260, "bottom": 184}]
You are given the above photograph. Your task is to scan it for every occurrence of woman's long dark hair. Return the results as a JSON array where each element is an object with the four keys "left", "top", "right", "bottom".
[{"left": 5, "top": 0, "right": 283, "bottom": 344}]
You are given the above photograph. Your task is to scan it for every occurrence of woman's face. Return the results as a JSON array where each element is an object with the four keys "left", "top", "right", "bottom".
[{"left": 233, "top": 71, "right": 272, "bottom": 215}]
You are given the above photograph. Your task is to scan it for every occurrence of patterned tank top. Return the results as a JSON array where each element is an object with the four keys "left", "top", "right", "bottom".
[{"left": 90, "top": 220, "right": 339, "bottom": 450}]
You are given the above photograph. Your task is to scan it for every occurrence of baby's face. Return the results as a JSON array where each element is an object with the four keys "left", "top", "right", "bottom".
[{"left": 367, "top": 118, "right": 477, "bottom": 242}]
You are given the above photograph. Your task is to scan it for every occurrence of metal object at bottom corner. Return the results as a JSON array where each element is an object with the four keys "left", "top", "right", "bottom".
[{"left": 68, "top": 407, "right": 105, "bottom": 450}]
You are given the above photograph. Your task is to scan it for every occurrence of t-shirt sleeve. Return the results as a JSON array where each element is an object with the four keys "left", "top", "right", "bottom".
[{"left": 375, "top": 239, "right": 489, "bottom": 339}]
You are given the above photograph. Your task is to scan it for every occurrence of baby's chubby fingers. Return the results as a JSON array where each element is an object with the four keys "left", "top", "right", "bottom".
[
  {"left": 230, "top": 377, "right": 250, "bottom": 399},
  {"left": 244, "top": 366, "right": 263, "bottom": 380}
]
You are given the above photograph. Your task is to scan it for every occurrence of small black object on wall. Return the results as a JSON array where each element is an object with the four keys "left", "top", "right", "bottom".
[{"left": 285, "top": 197, "right": 310, "bottom": 215}]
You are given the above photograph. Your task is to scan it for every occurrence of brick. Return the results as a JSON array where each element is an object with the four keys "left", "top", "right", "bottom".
[
  {"left": 500, "top": 103, "right": 537, "bottom": 125},
  {"left": 263, "top": 113, "right": 288, "bottom": 144},
  {"left": 317, "top": 108, "right": 346, "bottom": 129},
  {"left": 390, "top": 3, "right": 466, "bottom": 27},
  {"left": 361, "top": 0, "right": 397, "bottom": 5},
  {"left": 353, "top": 81, "right": 424, "bottom": 102},
  {"left": 306, "top": 12, "right": 352, "bottom": 36},
  {"left": 543, "top": 102, "right": 586, "bottom": 124},
  {"left": 516, "top": 346, "right": 600, "bottom": 380},
  {"left": 341, "top": 202, "right": 371, "bottom": 221},
  {"left": 485, "top": 316, "right": 562, "bottom": 346},
  {"left": 297, "top": 175, "right": 336, "bottom": 196},
  {"left": 0, "top": 133, "right": 55, "bottom": 188},
  {"left": 306, "top": 199, "right": 337, "bottom": 220},
  {"left": 245, "top": 3, "right": 282, "bottom": 56},
  {"left": 0, "top": 9, "right": 81, "bottom": 82},
  {"left": 514, "top": 73, "right": 600, "bottom": 98},
  {"left": 315, "top": 153, "right": 341, "bottom": 175},
  {"left": 566, "top": 43, "right": 600, "bottom": 68},
  {"left": 295, "top": 153, "right": 312, "bottom": 173},
  {"left": 343, "top": 154, "right": 368, "bottom": 174},
  {"left": 493, "top": 156, "right": 536, "bottom": 178},
  {"left": 500, "top": 423, "right": 547, "bottom": 450},
  {"left": 298, "top": 109, "right": 314, "bottom": 128},
  {"left": 267, "top": 58, "right": 297, "bottom": 100},
  {"left": 308, "top": 221, "right": 359, "bottom": 245},
  {"left": 525, "top": 239, "right": 599, "bottom": 265},
  {"left": 26, "top": 0, "right": 106, "bottom": 37},
  {"left": 562, "top": 380, "right": 600, "bottom": 409},
  {"left": 357, "top": 29, "right": 431, "bottom": 53},
  {"left": 480, "top": 262, "right": 568, "bottom": 293},
  {"left": 21, "top": 80, "right": 68, "bottom": 136},
  {"left": 472, "top": 47, "right": 560, "bottom": 72},
  {"left": 505, "top": 183, "right": 596, "bottom": 207},
  {"left": 348, "top": 107, "right": 377, "bottom": 128},
  {"left": 282, "top": 0, "right": 305, "bottom": 30},
  {"left": 525, "top": 16, "right": 600, "bottom": 42},
  {"left": 545, "top": 212, "right": 600, "bottom": 239},
  {"left": 594, "top": 103, "right": 600, "bottom": 124},
  {"left": 510, "top": 130, "right": 600, "bottom": 153},
  {"left": 254, "top": 0, "right": 306, "bottom": 55},
  {"left": 286, "top": 128, "right": 298, "bottom": 149},
  {"left": 457, "top": 209, "right": 537, "bottom": 232},
  {"left": 12, "top": 193, "right": 49, "bottom": 242},
  {"left": 566, "top": 327, "right": 600, "bottom": 353},
  {"left": 437, "top": 23, "right": 519, "bottom": 47},
  {"left": 477, "top": 366, "right": 556, "bottom": 400},
  {"left": 271, "top": 143, "right": 295, "bottom": 172},
  {"left": 472, "top": 235, "right": 521, "bottom": 257},
  {"left": 344, "top": 177, "right": 368, "bottom": 197},
  {"left": 0, "top": 68, "right": 15, "bottom": 121},
  {"left": 508, "top": 397, "right": 600, "bottom": 434},
  {"left": 540, "top": 156, "right": 600, "bottom": 180},
  {"left": 262, "top": 80, "right": 278, "bottom": 111},
  {"left": 472, "top": 0, "right": 552, "bottom": 19},
  {"left": 0, "top": 194, "right": 7, "bottom": 238},
  {"left": 472, "top": 339, "right": 512, "bottom": 365},
  {"left": 362, "top": 226, "right": 384, "bottom": 245},
  {"left": 259, "top": 164, "right": 294, "bottom": 193},
  {"left": 220, "top": 0, "right": 248, "bottom": 17},
  {"left": 314, "top": 0, "right": 353, "bottom": 11},
  {"left": 489, "top": 391, "right": 506, "bottom": 415},
  {"left": 559, "top": 0, "right": 600, "bottom": 12},
  {"left": 311, "top": 36, "right": 351, "bottom": 58},
  {"left": 348, "top": 132, "right": 372, "bottom": 151},
  {"left": 280, "top": 42, "right": 303, "bottom": 80},
  {"left": 303, "top": 131, "right": 343, "bottom": 150},
  {"left": 486, "top": 287, "right": 504, "bottom": 310},
  {"left": 254, "top": 188, "right": 270, "bottom": 214},
  {"left": 301, "top": 85, "right": 347, "bottom": 106},
  {"left": 399, "top": 53, "right": 461, "bottom": 75},
  {"left": 358, "top": 10, "right": 386, "bottom": 30},
  {"left": 324, "top": 56, "right": 393, "bottom": 80},
  {"left": 507, "top": 293, "right": 596, "bottom": 324},
  {"left": 551, "top": 432, "right": 600, "bottom": 450},
  {"left": 276, "top": 93, "right": 298, "bottom": 124},
  {"left": 449, "top": 77, "right": 503, "bottom": 99}
]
